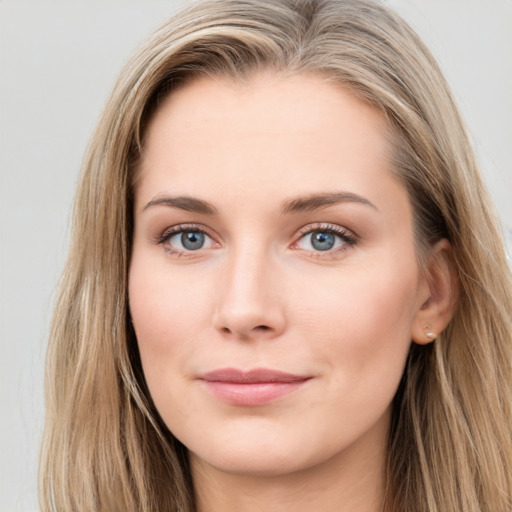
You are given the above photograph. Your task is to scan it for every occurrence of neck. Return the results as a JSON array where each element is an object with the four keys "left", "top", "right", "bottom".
[{"left": 190, "top": 413, "right": 389, "bottom": 512}]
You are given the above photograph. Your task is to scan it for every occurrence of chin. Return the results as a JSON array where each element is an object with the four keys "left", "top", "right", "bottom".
[
  {"left": 185, "top": 423, "right": 346, "bottom": 480},
  {"left": 191, "top": 446, "right": 312, "bottom": 478},
  {"left": 181, "top": 404, "right": 393, "bottom": 482}
]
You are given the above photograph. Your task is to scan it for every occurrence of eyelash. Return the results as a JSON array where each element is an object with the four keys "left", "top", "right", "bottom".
[
  {"left": 156, "top": 223, "right": 358, "bottom": 258},
  {"left": 157, "top": 223, "right": 216, "bottom": 256},
  {"left": 292, "top": 223, "right": 358, "bottom": 258}
]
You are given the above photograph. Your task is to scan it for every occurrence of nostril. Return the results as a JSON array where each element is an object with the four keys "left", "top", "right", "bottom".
[{"left": 255, "top": 325, "right": 271, "bottom": 331}]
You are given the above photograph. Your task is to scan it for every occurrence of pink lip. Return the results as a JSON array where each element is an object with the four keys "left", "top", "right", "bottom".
[{"left": 198, "top": 368, "right": 311, "bottom": 406}]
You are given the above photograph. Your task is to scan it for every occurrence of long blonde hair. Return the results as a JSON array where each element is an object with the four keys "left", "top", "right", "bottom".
[{"left": 40, "top": 1, "right": 512, "bottom": 510}]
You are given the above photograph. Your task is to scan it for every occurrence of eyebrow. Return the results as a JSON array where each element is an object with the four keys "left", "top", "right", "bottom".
[
  {"left": 281, "top": 191, "right": 377, "bottom": 214},
  {"left": 142, "top": 191, "right": 377, "bottom": 215},
  {"left": 143, "top": 195, "right": 218, "bottom": 214}
]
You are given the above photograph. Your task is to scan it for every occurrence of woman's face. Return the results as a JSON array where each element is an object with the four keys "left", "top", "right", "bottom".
[{"left": 129, "top": 73, "right": 431, "bottom": 477}]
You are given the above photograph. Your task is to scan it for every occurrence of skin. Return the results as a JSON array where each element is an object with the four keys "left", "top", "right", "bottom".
[{"left": 129, "top": 72, "right": 455, "bottom": 512}]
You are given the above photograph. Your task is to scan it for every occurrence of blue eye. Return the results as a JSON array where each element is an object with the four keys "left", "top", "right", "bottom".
[
  {"left": 179, "top": 231, "right": 205, "bottom": 250},
  {"left": 295, "top": 226, "right": 356, "bottom": 253},
  {"left": 310, "top": 231, "right": 336, "bottom": 251},
  {"left": 161, "top": 228, "right": 216, "bottom": 253}
]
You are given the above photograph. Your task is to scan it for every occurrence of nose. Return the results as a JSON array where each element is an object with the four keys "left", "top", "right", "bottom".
[{"left": 212, "top": 248, "right": 286, "bottom": 341}]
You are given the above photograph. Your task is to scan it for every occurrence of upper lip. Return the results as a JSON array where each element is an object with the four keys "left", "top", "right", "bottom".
[{"left": 199, "top": 368, "right": 310, "bottom": 383}]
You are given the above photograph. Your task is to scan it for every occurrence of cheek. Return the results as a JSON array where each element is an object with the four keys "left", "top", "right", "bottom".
[
  {"left": 128, "top": 256, "right": 213, "bottom": 388},
  {"left": 295, "top": 259, "right": 418, "bottom": 337},
  {"left": 290, "top": 254, "right": 419, "bottom": 390},
  {"left": 130, "top": 254, "right": 211, "bottom": 332},
  {"left": 287, "top": 266, "right": 416, "bottom": 445}
]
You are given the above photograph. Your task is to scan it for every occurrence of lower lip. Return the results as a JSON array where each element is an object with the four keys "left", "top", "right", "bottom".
[{"left": 200, "top": 380, "right": 309, "bottom": 406}]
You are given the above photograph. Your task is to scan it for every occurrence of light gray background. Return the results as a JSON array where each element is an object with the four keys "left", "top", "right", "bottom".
[{"left": 1, "top": 1, "right": 511, "bottom": 510}]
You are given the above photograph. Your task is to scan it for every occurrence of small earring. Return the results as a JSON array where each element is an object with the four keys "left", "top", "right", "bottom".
[{"left": 424, "top": 324, "right": 436, "bottom": 340}]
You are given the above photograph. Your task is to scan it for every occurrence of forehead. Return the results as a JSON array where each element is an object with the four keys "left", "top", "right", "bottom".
[
  {"left": 140, "top": 72, "right": 391, "bottom": 160},
  {"left": 136, "top": 72, "right": 407, "bottom": 219}
]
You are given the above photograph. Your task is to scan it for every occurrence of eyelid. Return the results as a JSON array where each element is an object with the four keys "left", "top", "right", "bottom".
[
  {"left": 290, "top": 222, "right": 358, "bottom": 253},
  {"left": 154, "top": 221, "right": 357, "bottom": 258},
  {"left": 156, "top": 223, "right": 218, "bottom": 244},
  {"left": 155, "top": 223, "right": 222, "bottom": 258}
]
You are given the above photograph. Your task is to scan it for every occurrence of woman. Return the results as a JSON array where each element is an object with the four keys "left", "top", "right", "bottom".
[{"left": 39, "top": 0, "right": 512, "bottom": 511}]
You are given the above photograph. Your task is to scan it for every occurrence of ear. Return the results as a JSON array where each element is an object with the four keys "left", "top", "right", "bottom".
[{"left": 411, "top": 239, "right": 459, "bottom": 345}]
